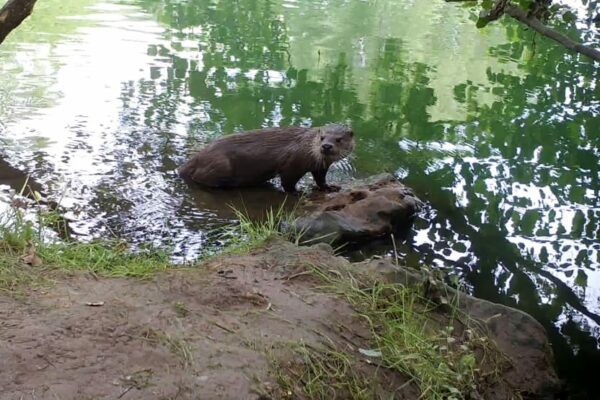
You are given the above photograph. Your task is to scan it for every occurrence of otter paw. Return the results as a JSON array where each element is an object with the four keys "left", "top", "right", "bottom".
[{"left": 317, "top": 184, "right": 341, "bottom": 193}]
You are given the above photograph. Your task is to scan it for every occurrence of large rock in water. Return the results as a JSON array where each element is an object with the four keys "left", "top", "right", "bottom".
[{"left": 293, "top": 173, "right": 421, "bottom": 244}]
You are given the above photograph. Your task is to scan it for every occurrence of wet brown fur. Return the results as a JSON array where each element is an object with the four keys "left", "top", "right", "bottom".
[{"left": 179, "top": 124, "right": 355, "bottom": 193}]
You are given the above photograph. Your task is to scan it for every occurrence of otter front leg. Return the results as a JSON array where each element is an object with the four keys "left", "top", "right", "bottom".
[
  {"left": 281, "top": 172, "right": 303, "bottom": 194},
  {"left": 311, "top": 170, "right": 340, "bottom": 192}
]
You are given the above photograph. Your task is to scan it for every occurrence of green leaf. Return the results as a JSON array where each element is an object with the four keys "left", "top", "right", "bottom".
[
  {"left": 574, "top": 270, "right": 588, "bottom": 288},
  {"left": 460, "top": 353, "right": 476, "bottom": 369},
  {"left": 562, "top": 11, "right": 576, "bottom": 23},
  {"left": 518, "top": 0, "right": 534, "bottom": 10},
  {"left": 549, "top": 4, "right": 561, "bottom": 13},
  {"left": 481, "top": 0, "right": 493, "bottom": 10},
  {"left": 476, "top": 18, "right": 489, "bottom": 28}
]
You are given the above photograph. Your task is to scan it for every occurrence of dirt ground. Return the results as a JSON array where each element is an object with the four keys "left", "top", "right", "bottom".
[{"left": 0, "top": 241, "right": 413, "bottom": 400}]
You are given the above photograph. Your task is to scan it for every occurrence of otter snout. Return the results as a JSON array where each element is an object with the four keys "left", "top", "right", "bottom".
[{"left": 321, "top": 143, "right": 334, "bottom": 154}]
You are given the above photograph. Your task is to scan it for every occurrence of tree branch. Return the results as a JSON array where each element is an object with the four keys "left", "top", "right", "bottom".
[
  {"left": 445, "top": 0, "right": 600, "bottom": 62},
  {"left": 504, "top": 3, "right": 600, "bottom": 62},
  {"left": 0, "top": 0, "right": 38, "bottom": 45}
]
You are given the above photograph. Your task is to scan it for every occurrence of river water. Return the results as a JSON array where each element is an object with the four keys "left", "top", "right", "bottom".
[{"left": 0, "top": 0, "right": 598, "bottom": 396}]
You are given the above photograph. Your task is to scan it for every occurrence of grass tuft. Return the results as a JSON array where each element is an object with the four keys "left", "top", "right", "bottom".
[
  {"left": 0, "top": 256, "right": 42, "bottom": 293},
  {"left": 290, "top": 265, "right": 507, "bottom": 400},
  {"left": 141, "top": 328, "right": 194, "bottom": 368},
  {"left": 0, "top": 192, "right": 173, "bottom": 292},
  {"left": 219, "top": 200, "right": 302, "bottom": 254},
  {"left": 275, "top": 343, "right": 374, "bottom": 400},
  {"left": 37, "top": 240, "right": 171, "bottom": 277}
]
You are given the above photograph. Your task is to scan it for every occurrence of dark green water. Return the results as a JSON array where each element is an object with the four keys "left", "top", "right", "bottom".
[{"left": 0, "top": 0, "right": 598, "bottom": 396}]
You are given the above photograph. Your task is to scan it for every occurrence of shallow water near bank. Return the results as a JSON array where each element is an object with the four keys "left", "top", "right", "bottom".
[{"left": 0, "top": 0, "right": 598, "bottom": 396}]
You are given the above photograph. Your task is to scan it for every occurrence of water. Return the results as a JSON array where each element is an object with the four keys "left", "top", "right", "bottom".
[{"left": 0, "top": 0, "right": 598, "bottom": 396}]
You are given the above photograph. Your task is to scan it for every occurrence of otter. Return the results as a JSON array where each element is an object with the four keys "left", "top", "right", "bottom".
[{"left": 179, "top": 124, "right": 355, "bottom": 193}]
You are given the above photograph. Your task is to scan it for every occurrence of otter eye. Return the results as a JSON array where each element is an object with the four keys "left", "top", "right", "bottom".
[
  {"left": 320, "top": 136, "right": 325, "bottom": 141},
  {"left": 336, "top": 138, "right": 342, "bottom": 143}
]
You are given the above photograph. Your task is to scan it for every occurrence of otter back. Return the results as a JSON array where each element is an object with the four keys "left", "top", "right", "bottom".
[{"left": 179, "top": 124, "right": 354, "bottom": 193}]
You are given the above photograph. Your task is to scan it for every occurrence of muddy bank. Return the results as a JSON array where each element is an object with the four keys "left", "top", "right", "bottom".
[
  {"left": 0, "top": 239, "right": 559, "bottom": 399},
  {"left": 1, "top": 240, "right": 409, "bottom": 400}
]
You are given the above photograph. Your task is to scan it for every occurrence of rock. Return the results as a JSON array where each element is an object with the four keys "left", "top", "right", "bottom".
[
  {"left": 293, "top": 173, "right": 421, "bottom": 244},
  {"left": 351, "top": 257, "right": 562, "bottom": 399}
]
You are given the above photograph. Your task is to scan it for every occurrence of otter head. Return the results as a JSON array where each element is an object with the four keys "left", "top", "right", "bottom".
[{"left": 315, "top": 124, "right": 355, "bottom": 164}]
